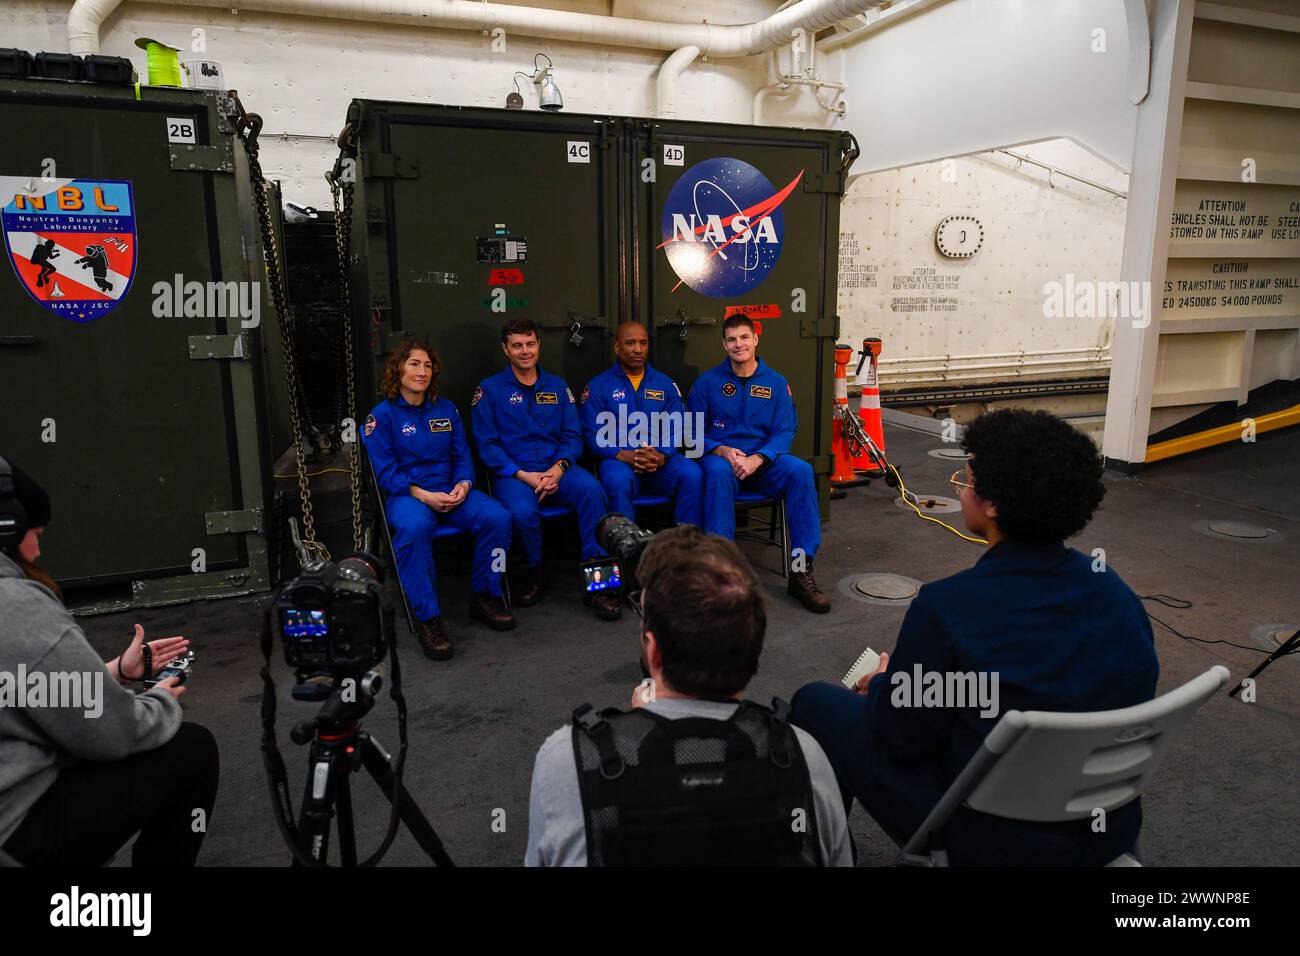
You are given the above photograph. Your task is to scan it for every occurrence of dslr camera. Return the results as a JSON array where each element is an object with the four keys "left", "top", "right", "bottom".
[
  {"left": 271, "top": 553, "right": 393, "bottom": 684},
  {"left": 582, "top": 514, "right": 657, "bottom": 615}
]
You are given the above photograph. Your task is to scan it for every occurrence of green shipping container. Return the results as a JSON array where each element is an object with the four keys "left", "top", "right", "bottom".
[
  {"left": 0, "top": 77, "right": 287, "bottom": 610},
  {"left": 340, "top": 101, "right": 853, "bottom": 515}
]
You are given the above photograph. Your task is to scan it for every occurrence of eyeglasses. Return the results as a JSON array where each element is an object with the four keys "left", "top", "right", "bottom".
[{"left": 949, "top": 470, "right": 974, "bottom": 494}]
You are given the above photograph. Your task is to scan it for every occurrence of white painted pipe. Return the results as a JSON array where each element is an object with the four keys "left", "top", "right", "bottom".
[
  {"left": 655, "top": 45, "right": 699, "bottom": 120},
  {"left": 754, "top": 82, "right": 794, "bottom": 125},
  {"left": 880, "top": 346, "right": 1110, "bottom": 364},
  {"left": 69, "top": 0, "right": 887, "bottom": 57},
  {"left": 818, "top": 0, "right": 953, "bottom": 52}
]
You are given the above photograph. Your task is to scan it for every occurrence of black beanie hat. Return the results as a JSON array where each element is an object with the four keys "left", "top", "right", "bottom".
[{"left": 5, "top": 459, "right": 52, "bottom": 529}]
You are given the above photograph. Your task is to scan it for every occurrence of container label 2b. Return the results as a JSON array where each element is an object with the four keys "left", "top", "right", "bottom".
[{"left": 166, "top": 117, "right": 197, "bottom": 144}]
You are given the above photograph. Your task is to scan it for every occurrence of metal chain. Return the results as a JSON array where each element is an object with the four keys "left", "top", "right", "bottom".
[
  {"left": 330, "top": 172, "right": 364, "bottom": 553},
  {"left": 236, "top": 111, "right": 329, "bottom": 567}
]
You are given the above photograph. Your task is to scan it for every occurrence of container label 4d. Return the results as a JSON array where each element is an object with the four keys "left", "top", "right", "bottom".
[
  {"left": 659, "top": 158, "right": 802, "bottom": 298},
  {"left": 2, "top": 176, "right": 137, "bottom": 322}
]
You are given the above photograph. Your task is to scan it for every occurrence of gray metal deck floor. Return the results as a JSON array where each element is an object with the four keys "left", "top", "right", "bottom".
[{"left": 76, "top": 421, "right": 1300, "bottom": 866}]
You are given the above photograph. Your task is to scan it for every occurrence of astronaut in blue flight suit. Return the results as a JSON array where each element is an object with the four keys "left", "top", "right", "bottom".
[
  {"left": 363, "top": 341, "right": 516, "bottom": 662},
  {"left": 580, "top": 320, "right": 703, "bottom": 528},
  {"left": 471, "top": 318, "right": 622, "bottom": 621},
  {"left": 685, "top": 314, "right": 832, "bottom": 613}
]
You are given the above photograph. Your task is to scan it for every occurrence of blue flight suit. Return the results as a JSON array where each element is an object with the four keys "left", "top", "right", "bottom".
[
  {"left": 580, "top": 362, "right": 703, "bottom": 528},
  {"left": 362, "top": 394, "right": 510, "bottom": 621},
  {"left": 685, "top": 358, "right": 821, "bottom": 560},
  {"left": 471, "top": 366, "right": 608, "bottom": 565}
]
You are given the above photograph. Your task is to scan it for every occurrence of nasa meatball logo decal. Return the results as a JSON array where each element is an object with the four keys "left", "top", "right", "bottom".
[
  {"left": 3, "top": 176, "right": 138, "bottom": 322},
  {"left": 659, "top": 158, "right": 803, "bottom": 298},
  {"left": 611, "top": 388, "right": 626, "bottom": 401}
]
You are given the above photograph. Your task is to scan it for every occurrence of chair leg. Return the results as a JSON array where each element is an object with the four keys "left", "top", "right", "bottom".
[{"left": 780, "top": 501, "right": 790, "bottom": 581}]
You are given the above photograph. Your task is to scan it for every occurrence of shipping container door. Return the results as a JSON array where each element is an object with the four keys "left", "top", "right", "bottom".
[
  {"left": 632, "top": 121, "right": 842, "bottom": 471},
  {"left": 363, "top": 105, "right": 622, "bottom": 414},
  {"left": 0, "top": 85, "right": 253, "bottom": 586}
]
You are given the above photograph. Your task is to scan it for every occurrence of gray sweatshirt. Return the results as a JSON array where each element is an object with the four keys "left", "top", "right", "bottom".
[{"left": 0, "top": 552, "right": 182, "bottom": 847}]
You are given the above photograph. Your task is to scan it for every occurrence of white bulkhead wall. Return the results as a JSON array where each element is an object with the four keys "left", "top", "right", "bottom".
[
  {"left": 838, "top": 139, "right": 1129, "bottom": 391},
  {"left": 4, "top": 0, "right": 844, "bottom": 207}
]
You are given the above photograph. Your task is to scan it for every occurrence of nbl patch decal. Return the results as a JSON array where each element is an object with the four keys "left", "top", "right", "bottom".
[
  {"left": 429, "top": 418, "right": 452, "bottom": 433},
  {"left": 750, "top": 385, "right": 772, "bottom": 399},
  {"left": 536, "top": 392, "right": 558, "bottom": 405},
  {"left": 721, "top": 382, "right": 737, "bottom": 397},
  {"left": 580, "top": 386, "right": 590, "bottom": 405},
  {"left": 644, "top": 389, "right": 665, "bottom": 402},
  {"left": 471, "top": 386, "right": 483, "bottom": 406},
  {"left": 364, "top": 414, "right": 377, "bottom": 437},
  {"left": 658, "top": 158, "right": 803, "bottom": 299},
  {"left": 3, "top": 177, "right": 137, "bottom": 322}
]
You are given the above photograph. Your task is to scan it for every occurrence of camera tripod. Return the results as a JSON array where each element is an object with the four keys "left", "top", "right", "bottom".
[{"left": 287, "top": 674, "right": 454, "bottom": 866}]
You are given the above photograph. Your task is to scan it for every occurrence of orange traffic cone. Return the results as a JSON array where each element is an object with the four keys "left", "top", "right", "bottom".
[
  {"left": 854, "top": 337, "right": 886, "bottom": 477},
  {"left": 831, "top": 345, "right": 868, "bottom": 487}
]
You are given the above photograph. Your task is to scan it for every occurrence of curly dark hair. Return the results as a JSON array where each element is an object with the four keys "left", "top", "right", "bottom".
[
  {"left": 380, "top": 339, "right": 440, "bottom": 402},
  {"left": 638, "top": 525, "right": 766, "bottom": 698},
  {"left": 962, "top": 409, "right": 1105, "bottom": 544}
]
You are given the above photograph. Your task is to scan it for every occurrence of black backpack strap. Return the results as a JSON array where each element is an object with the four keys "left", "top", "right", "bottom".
[
  {"left": 767, "top": 697, "right": 795, "bottom": 769},
  {"left": 572, "top": 703, "right": 625, "bottom": 780}
]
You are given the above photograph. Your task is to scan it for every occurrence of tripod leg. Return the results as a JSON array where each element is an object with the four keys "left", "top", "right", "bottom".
[
  {"left": 1230, "top": 630, "right": 1299, "bottom": 697},
  {"left": 360, "top": 735, "right": 456, "bottom": 867},
  {"left": 335, "top": 773, "right": 358, "bottom": 867}
]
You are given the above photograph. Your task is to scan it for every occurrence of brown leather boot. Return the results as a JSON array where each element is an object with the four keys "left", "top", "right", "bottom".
[
  {"left": 788, "top": 564, "right": 832, "bottom": 613},
  {"left": 469, "top": 591, "right": 516, "bottom": 631},
  {"left": 417, "top": 617, "right": 454, "bottom": 660},
  {"left": 512, "top": 565, "right": 545, "bottom": 607}
]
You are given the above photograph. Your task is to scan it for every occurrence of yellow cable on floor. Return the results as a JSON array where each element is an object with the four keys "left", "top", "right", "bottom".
[{"left": 887, "top": 463, "right": 988, "bottom": 546}]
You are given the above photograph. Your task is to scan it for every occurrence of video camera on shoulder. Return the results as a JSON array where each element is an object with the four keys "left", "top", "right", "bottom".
[
  {"left": 271, "top": 553, "right": 393, "bottom": 684},
  {"left": 582, "top": 514, "right": 657, "bottom": 615}
]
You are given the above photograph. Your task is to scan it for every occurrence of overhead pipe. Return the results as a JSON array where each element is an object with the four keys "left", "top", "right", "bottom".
[
  {"left": 655, "top": 45, "right": 699, "bottom": 120},
  {"left": 69, "top": 0, "right": 889, "bottom": 57}
]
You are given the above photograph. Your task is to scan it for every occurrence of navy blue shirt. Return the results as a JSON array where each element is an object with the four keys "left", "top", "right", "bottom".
[
  {"left": 685, "top": 358, "right": 797, "bottom": 459},
  {"left": 580, "top": 362, "right": 686, "bottom": 459},
  {"left": 363, "top": 394, "right": 474, "bottom": 497},
  {"left": 471, "top": 366, "right": 582, "bottom": 478},
  {"left": 863, "top": 541, "right": 1159, "bottom": 864}
]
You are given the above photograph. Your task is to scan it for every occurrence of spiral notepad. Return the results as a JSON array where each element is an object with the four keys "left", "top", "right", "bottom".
[{"left": 841, "top": 647, "right": 881, "bottom": 689}]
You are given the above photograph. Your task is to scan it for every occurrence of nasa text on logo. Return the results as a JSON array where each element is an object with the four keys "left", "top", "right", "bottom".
[
  {"left": 401, "top": 422, "right": 417, "bottom": 436},
  {"left": 2, "top": 176, "right": 137, "bottom": 322},
  {"left": 659, "top": 157, "right": 802, "bottom": 298},
  {"left": 611, "top": 388, "right": 626, "bottom": 401},
  {"left": 509, "top": 392, "right": 524, "bottom": 406}
]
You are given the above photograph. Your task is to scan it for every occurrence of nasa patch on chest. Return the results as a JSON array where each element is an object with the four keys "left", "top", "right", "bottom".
[
  {"left": 721, "top": 382, "right": 737, "bottom": 397},
  {"left": 429, "top": 418, "right": 452, "bottom": 433},
  {"left": 536, "top": 392, "right": 559, "bottom": 405},
  {"left": 508, "top": 392, "right": 524, "bottom": 406},
  {"left": 401, "top": 422, "right": 418, "bottom": 437},
  {"left": 749, "top": 385, "right": 772, "bottom": 399}
]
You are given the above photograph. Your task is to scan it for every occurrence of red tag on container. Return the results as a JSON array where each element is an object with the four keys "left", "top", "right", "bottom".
[
  {"left": 489, "top": 269, "right": 525, "bottom": 285},
  {"left": 724, "top": 303, "right": 781, "bottom": 319}
]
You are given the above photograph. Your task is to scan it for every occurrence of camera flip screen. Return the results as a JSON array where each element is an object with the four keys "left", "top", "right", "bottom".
[
  {"left": 282, "top": 608, "right": 328, "bottom": 638},
  {"left": 582, "top": 560, "right": 621, "bottom": 593}
]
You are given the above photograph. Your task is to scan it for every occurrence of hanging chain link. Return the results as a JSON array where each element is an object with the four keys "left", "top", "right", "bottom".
[
  {"left": 330, "top": 165, "right": 364, "bottom": 553},
  {"left": 234, "top": 105, "right": 330, "bottom": 568}
]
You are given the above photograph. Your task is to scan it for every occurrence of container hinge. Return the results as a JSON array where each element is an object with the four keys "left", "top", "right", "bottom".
[
  {"left": 803, "top": 171, "right": 847, "bottom": 195},
  {"left": 188, "top": 333, "right": 250, "bottom": 360},
  {"left": 205, "top": 507, "right": 263, "bottom": 536},
  {"left": 799, "top": 316, "right": 840, "bottom": 339},
  {"left": 366, "top": 151, "right": 419, "bottom": 179},
  {"left": 169, "top": 143, "right": 235, "bottom": 174}
]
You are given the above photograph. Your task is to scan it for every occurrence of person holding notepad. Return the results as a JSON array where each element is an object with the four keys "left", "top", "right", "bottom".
[{"left": 790, "top": 409, "right": 1158, "bottom": 866}]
